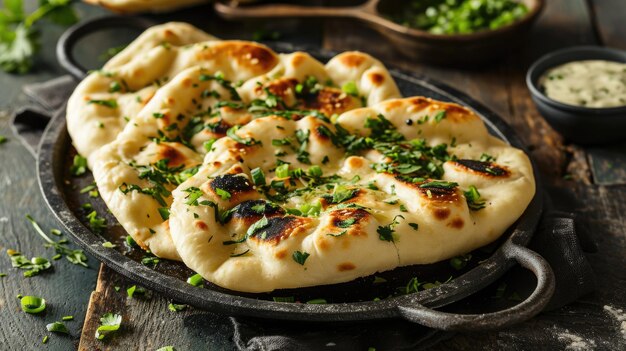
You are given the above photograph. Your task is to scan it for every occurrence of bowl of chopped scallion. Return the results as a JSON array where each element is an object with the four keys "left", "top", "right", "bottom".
[{"left": 377, "top": 0, "right": 543, "bottom": 65}]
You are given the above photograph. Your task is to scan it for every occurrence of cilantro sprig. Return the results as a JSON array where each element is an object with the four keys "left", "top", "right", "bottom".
[{"left": 0, "top": 0, "right": 78, "bottom": 73}]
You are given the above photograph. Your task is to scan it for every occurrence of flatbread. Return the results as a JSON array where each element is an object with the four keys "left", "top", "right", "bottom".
[
  {"left": 83, "top": 0, "right": 210, "bottom": 13},
  {"left": 66, "top": 22, "right": 218, "bottom": 164},
  {"left": 168, "top": 97, "right": 535, "bottom": 292},
  {"left": 86, "top": 39, "right": 401, "bottom": 260}
]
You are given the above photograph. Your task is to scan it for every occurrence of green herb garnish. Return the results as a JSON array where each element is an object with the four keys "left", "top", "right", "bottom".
[
  {"left": 20, "top": 295, "right": 46, "bottom": 314},
  {"left": 292, "top": 250, "right": 310, "bottom": 265},
  {"left": 95, "top": 313, "right": 122, "bottom": 340},
  {"left": 46, "top": 321, "right": 69, "bottom": 334}
]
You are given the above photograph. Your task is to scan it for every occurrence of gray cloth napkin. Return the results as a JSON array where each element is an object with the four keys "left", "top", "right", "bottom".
[{"left": 12, "top": 76, "right": 597, "bottom": 351}]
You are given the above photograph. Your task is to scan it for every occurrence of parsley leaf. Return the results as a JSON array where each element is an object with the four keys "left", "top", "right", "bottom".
[{"left": 292, "top": 250, "right": 310, "bottom": 265}]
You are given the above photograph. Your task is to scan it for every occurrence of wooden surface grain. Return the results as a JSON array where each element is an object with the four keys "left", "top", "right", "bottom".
[{"left": 1, "top": 0, "right": 625, "bottom": 350}]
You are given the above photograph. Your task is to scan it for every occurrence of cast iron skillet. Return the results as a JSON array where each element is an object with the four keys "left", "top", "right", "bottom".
[{"left": 42, "top": 16, "right": 554, "bottom": 331}]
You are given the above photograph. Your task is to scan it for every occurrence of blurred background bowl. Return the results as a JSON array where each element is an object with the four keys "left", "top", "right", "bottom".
[
  {"left": 526, "top": 46, "right": 626, "bottom": 145},
  {"left": 375, "top": 0, "right": 545, "bottom": 65}
]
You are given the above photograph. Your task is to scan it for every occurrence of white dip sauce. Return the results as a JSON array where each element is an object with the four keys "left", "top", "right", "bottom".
[{"left": 539, "top": 60, "right": 626, "bottom": 108}]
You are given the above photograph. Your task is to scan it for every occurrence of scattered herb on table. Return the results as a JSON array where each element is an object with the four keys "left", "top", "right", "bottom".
[
  {"left": 156, "top": 347, "right": 177, "bottom": 351},
  {"left": 0, "top": 135, "right": 7, "bottom": 144},
  {"left": 20, "top": 295, "right": 46, "bottom": 314},
  {"left": 95, "top": 312, "right": 122, "bottom": 340},
  {"left": 6, "top": 249, "right": 52, "bottom": 277},
  {"left": 46, "top": 321, "right": 69, "bottom": 334},
  {"left": 26, "top": 214, "right": 88, "bottom": 267}
]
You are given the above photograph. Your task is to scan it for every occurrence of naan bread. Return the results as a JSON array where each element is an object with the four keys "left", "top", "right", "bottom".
[
  {"left": 66, "top": 22, "right": 218, "bottom": 163},
  {"left": 85, "top": 37, "right": 401, "bottom": 260},
  {"left": 168, "top": 97, "right": 535, "bottom": 292},
  {"left": 83, "top": 0, "right": 210, "bottom": 13}
]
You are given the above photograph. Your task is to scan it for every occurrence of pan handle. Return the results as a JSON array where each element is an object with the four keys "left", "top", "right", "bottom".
[
  {"left": 397, "top": 243, "right": 555, "bottom": 330},
  {"left": 214, "top": 1, "right": 367, "bottom": 20},
  {"left": 56, "top": 16, "right": 156, "bottom": 80}
]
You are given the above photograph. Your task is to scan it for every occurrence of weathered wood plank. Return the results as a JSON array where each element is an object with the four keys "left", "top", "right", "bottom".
[
  {"left": 0, "top": 111, "right": 99, "bottom": 350},
  {"left": 79, "top": 265, "right": 234, "bottom": 351}
]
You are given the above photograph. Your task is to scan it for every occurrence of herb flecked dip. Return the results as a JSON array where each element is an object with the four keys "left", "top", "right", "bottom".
[{"left": 539, "top": 60, "right": 626, "bottom": 108}]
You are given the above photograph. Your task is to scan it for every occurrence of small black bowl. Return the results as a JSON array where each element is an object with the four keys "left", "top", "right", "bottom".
[{"left": 526, "top": 46, "right": 626, "bottom": 144}]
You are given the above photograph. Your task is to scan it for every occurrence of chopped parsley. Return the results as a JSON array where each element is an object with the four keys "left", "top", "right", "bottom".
[
  {"left": 419, "top": 181, "right": 458, "bottom": 189},
  {"left": 292, "top": 251, "right": 310, "bottom": 265},
  {"left": 336, "top": 218, "right": 356, "bottom": 228},
  {"left": 88, "top": 99, "right": 118, "bottom": 108},
  {"left": 215, "top": 188, "right": 231, "bottom": 200},
  {"left": 226, "top": 125, "right": 260, "bottom": 146},
  {"left": 433, "top": 110, "right": 447, "bottom": 123},
  {"left": 377, "top": 215, "right": 404, "bottom": 242}
]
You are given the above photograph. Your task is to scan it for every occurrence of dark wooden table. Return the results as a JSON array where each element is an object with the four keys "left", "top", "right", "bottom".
[{"left": 1, "top": 0, "right": 625, "bottom": 350}]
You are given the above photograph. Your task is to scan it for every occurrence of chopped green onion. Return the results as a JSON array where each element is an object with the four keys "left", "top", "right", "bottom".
[
  {"left": 20, "top": 295, "right": 46, "bottom": 314},
  {"left": 70, "top": 155, "right": 88, "bottom": 176},
  {"left": 62, "top": 315, "right": 74, "bottom": 321},
  {"left": 95, "top": 313, "right": 122, "bottom": 340},
  {"left": 102, "top": 241, "right": 116, "bottom": 248},
  {"left": 187, "top": 273, "right": 204, "bottom": 287},
  {"left": 168, "top": 303, "right": 187, "bottom": 312},
  {"left": 307, "top": 165, "right": 323, "bottom": 177},
  {"left": 250, "top": 167, "right": 266, "bottom": 186},
  {"left": 341, "top": 81, "right": 359, "bottom": 97},
  {"left": 275, "top": 164, "right": 289, "bottom": 178},
  {"left": 46, "top": 321, "right": 69, "bottom": 334},
  {"left": 158, "top": 207, "right": 170, "bottom": 220}
]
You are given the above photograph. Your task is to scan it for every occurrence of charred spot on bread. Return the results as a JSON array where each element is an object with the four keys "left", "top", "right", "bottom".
[
  {"left": 454, "top": 159, "right": 510, "bottom": 177},
  {"left": 330, "top": 208, "right": 369, "bottom": 230},
  {"left": 157, "top": 144, "right": 186, "bottom": 167},
  {"left": 338, "top": 262, "right": 356, "bottom": 271},
  {"left": 301, "top": 88, "right": 357, "bottom": 116},
  {"left": 249, "top": 216, "right": 310, "bottom": 244},
  {"left": 224, "top": 200, "right": 285, "bottom": 224},
  {"left": 210, "top": 174, "right": 253, "bottom": 194}
]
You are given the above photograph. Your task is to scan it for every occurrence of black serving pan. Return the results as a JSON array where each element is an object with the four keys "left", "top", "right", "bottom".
[{"left": 39, "top": 16, "right": 554, "bottom": 331}]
